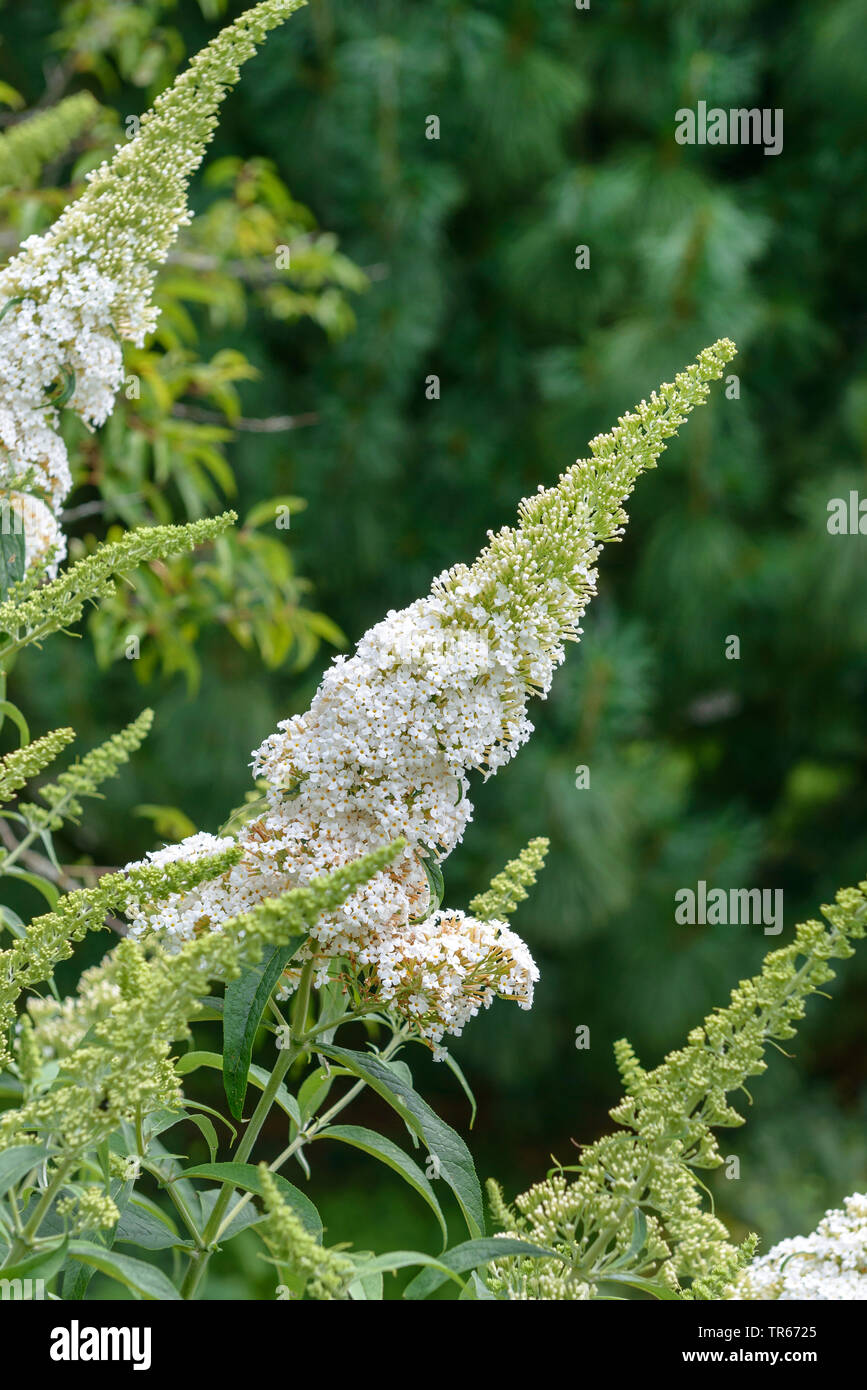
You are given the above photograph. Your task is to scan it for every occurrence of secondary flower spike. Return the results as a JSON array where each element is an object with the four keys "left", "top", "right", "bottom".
[
  {"left": 0, "top": 0, "right": 306, "bottom": 570},
  {"left": 126, "top": 340, "right": 736, "bottom": 1052}
]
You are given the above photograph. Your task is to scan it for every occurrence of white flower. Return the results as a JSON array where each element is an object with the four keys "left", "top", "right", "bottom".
[
  {"left": 2, "top": 490, "right": 66, "bottom": 578},
  {"left": 125, "top": 341, "right": 735, "bottom": 1046},
  {"left": 0, "top": 0, "right": 304, "bottom": 570},
  {"left": 354, "top": 909, "right": 539, "bottom": 1053},
  {"left": 125, "top": 833, "right": 237, "bottom": 948},
  {"left": 734, "top": 1193, "right": 867, "bottom": 1300}
]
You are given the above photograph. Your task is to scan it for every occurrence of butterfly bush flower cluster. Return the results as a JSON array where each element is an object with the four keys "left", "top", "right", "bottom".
[
  {"left": 0, "top": 245, "right": 127, "bottom": 553},
  {"left": 126, "top": 341, "right": 735, "bottom": 1052},
  {"left": 0, "top": 0, "right": 305, "bottom": 573},
  {"left": 733, "top": 1193, "right": 867, "bottom": 1300}
]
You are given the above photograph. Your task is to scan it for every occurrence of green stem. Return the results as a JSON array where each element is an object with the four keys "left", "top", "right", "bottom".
[
  {"left": 0, "top": 779, "right": 84, "bottom": 876},
  {"left": 297, "top": 1003, "right": 376, "bottom": 1045},
  {"left": 1, "top": 1160, "right": 71, "bottom": 1268},
  {"left": 214, "top": 1027, "right": 407, "bottom": 1242},
  {"left": 151, "top": 1165, "right": 206, "bottom": 1250},
  {"left": 180, "top": 958, "right": 316, "bottom": 1299}
]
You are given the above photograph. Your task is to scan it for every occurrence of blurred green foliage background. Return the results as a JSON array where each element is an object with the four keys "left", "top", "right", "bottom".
[{"left": 1, "top": 0, "right": 865, "bottom": 1294}]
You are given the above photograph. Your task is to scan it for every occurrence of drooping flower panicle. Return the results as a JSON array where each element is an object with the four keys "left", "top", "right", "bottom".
[{"left": 0, "top": 0, "right": 306, "bottom": 564}]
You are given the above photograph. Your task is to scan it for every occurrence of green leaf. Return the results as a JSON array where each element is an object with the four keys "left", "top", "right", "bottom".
[
  {"left": 114, "top": 1200, "right": 190, "bottom": 1252},
  {"left": 0, "top": 83, "right": 23, "bottom": 110},
  {"left": 181, "top": 1162, "right": 322, "bottom": 1240},
  {"left": 141, "top": 1137, "right": 199, "bottom": 1215},
  {"left": 219, "top": 793, "right": 270, "bottom": 839},
  {"left": 133, "top": 803, "right": 197, "bottom": 841},
  {"left": 0, "top": 1144, "right": 48, "bottom": 1197},
  {"left": 244, "top": 495, "right": 307, "bottom": 530},
  {"left": 441, "top": 1051, "right": 477, "bottom": 1129},
  {"left": 0, "top": 296, "right": 24, "bottom": 323},
  {"left": 197, "top": 1188, "right": 263, "bottom": 1242},
  {"left": 0, "top": 1236, "right": 68, "bottom": 1285},
  {"left": 346, "top": 1254, "right": 383, "bottom": 1301},
  {"left": 402, "top": 1237, "right": 561, "bottom": 1300},
  {"left": 246, "top": 1064, "right": 302, "bottom": 1126},
  {"left": 97, "top": 1140, "right": 111, "bottom": 1187},
  {"left": 186, "top": 1112, "right": 219, "bottom": 1164},
  {"left": 297, "top": 1063, "right": 337, "bottom": 1123},
  {"left": 414, "top": 844, "right": 444, "bottom": 919},
  {"left": 222, "top": 936, "right": 306, "bottom": 1119},
  {"left": 463, "top": 1270, "right": 497, "bottom": 1300},
  {"left": 1, "top": 863, "right": 59, "bottom": 908},
  {"left": 607, "top": 1207, "right": 647, "bottom": 1270},
  {"left": 46, "top": 365, "right": 76, "bottom": 409},
  {"left": 195, "top": 996, "right": 225, "bottom": 1021},
  {"left": 347, "top": 1250, "right": 466, "bottom": 1290},
  {"left": 315, "top": 1125, "right": 448, "bottom": 1246},
  {"left": 0, "top": 700, "right": 29, "bottom": 745},
  {"left": 321, "top": 1046, "right": 485, "bottom": 1238},
  {"left": 176, "top": 1050, "right": 222, "bottom": 1077},
  {"left": 596, "top": 1271, "right": 682, "bottom": 1300},
  {"left": 176, "top": 1050, "right": 300, "bottom": 1125},
  {"left": 142, "top": 1107, "right": 188, "bottom": 1142},
  {"left": 68, "top": 1241, "right": 182, "bottom": 1300},
  {"left": 62, "top": 1253, "right": 100, "bottom": 1303},
  {"left": 0, "top": 904, "right": 26, "bottom": 939}
]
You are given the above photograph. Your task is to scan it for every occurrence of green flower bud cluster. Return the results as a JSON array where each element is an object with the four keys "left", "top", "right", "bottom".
[
  {"left": 258, "top": 1165, "right": 355, "bottom": 1300},
  {"left": 0, "top": 843, "right": 243, "bottom": 1066},
  {"left": 0, "top": 3, "right": 305, "bottom": 563},
  {"left": 487, "top": 880, "right": 867, "bottom": 1298},
  {"left": 14, "top": 0, "right": 307, "bottom": 334},
  {"left": 17, "top": 709, "right": 153, "bottom": 830},
  {"left": 0, "top": 726, "right": 75, "bottom": 803},
  {"left": 0, "top": 93, "right": 100, "bottom": 190},
  {"left": 433, "top": 340, "right": 737, "bottom": 712},
  {"left": 0, "top": 840, "right": 402, "bottom": 1153},
  {"left": 0, "top": 512, "right": 236, "bottom": 661},
  {"left": 13, "top": 1014, "right": 42, "bottom": 1090},
  {"left": 469, "top": 837, "right": 550, "bottom": 922},
  {"left": 56, "top": 1186, "right": 120, "bottom": 1235},
  {"left": 685, "top": 1235, "right": 759, "bottom": 1301}
]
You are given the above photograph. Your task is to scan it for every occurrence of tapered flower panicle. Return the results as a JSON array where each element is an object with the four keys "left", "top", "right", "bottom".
[
  {"left": 0, "top": 0, "right": 305, "bottom": 557},
  {"left": 485, "top": 882, "right": 867, "bottom": 1298},
  {"left": 128, "top": 343, "right": 735, "bottom": 1049},
  {"left": 0, "top": 93, "right": 99, "bottom": 190}
]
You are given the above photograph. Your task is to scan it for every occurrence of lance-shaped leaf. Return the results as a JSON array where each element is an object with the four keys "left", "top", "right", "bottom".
[
  {"left": 320, "top": 1045, "right": 485, "bottom": 1239},
  {"left": 313, "top": 1124, "right": 448, "bottom": 1246},
  {"left": 402, "top": 1237, "right": 561, "bottom": 1300},
  {"left": 0, "top": 526, "right": 25, "bottom": 601},
  {"left": 222, "top": 934, "right": 306, "bottom": 1118},
  {"left": 182, "top": 1161, "right": 321, "bottom": 1239},
  {"left": 67, "top": 1241, "right": 182, "bottom": 1300}
]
